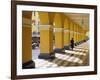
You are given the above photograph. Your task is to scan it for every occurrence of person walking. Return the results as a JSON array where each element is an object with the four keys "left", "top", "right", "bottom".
[{"left": 70, "top": 38, "right": 74, "bottom": 50}]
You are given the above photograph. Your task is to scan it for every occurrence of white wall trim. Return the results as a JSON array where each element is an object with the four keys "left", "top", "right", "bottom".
[
  {"left": 54, "top": 28, "right": 63, "bottom": 32},
  {"left": 39, "top": 25, "right": 51, "bottom": 30}
]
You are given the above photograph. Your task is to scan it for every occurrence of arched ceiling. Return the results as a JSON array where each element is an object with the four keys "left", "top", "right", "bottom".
[{"left": 65, "top": 13, "right": 89, "bottom": 31}]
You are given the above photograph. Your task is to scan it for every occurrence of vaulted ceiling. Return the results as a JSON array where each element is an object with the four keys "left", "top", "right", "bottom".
[{"left": 65, "top": 13, "right": 89, "bottom": 31}]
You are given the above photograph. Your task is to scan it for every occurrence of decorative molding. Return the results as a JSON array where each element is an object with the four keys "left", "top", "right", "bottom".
[
  {"left": 77, "top": 32, "right": 80, "bottom": 34},
  {"left": 70, "top": 31, "right": 74, "bottom": 33},
  {"left": 64, "top": 29, "right": 69, "bottom": 33},
  {"left": 39, "top": 25, "right": 51, "bottom": 30},
  {"left": 54, "top": 28, "right": 63, "bottom": 32},
  {"left": 39, "top": 25, "right": 51, "bottom": 27}
]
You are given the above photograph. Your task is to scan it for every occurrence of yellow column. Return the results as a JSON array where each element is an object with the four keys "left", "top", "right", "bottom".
[
  {"left": 38, "top": 12, "right": 54, "bottom": 59},
  {"left": 83, "top": 30, "right": 88, "bottom": 41},
  {"left": 53, "top": 13, "right": 64, "bottom": 53},
  {"left": 74, "top": 24, "right": 77, "bottom": 45},
  {"left": 70, "top": 22, "right": 74, "bottom": 40},
  {"left": 79, "top": 27, "right": 81, "bottom": 43},
  {"left": 81, "top": 32, "right": 84, "bottom": 42},
  {"left": 77, "top": 25, "right": 80, "bottom": 44},
  {"left": 83, "top": 30, "right": 86, "bottom": 40},
  {"left": 76, "top": 24, "right": 78, "bottom": 44},
  {"left": 64, "top": 18, "right": 70, "bottom": 49},
  {"left": 22, "top": 11, "right": 35, "bottom": 68},
  {"left": 54, "top": 28, "right": 64, "bottom": 52},
  {"left": 78, "top": 26, "right": 80, "bottom": 42},
  {"left": 78, "top": 26, "right": 83, "bottom": 44},
  {"left": 79, "top": 27, "right": 82, "bottom": 42},
  {"left": 81, "top": 29, "right": 83, "bottom": 41},
  {"left": 81, "top": 27, "right": 83, "bottom": 42}
]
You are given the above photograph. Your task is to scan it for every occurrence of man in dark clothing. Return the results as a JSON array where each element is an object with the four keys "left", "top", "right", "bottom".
[{"left": 70, "top": 38, "right": 74, "bottom": 50}]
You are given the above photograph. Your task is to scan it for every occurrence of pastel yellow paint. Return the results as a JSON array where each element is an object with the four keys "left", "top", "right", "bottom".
[
  {"left": 39, "top": 12, "right": 49, "bottom": 25},
  {"left": 22, "top": 26, "right": 32, "bottom": 63},
  {"left": 64, "top": 30, "right": 70, "bottom": 46},
  {"left": 55, "top": 31, "right": 64, "bottom": 48},
  {"left": 54, "top": 13, "right": 62, "bottom": 28},
  {"left": 40, "top": 26, "right": 53, "bottom": 54},
  {"left": 53, "top": 13, "right": 64, "bottom": 49},
  {"left": 22, "top": 11, "right": 32, "bottom": 64}
]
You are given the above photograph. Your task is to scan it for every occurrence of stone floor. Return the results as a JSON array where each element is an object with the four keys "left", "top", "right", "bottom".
[
  {"left": 32, "top": 47, "right": 40, "bottom": 60},
  {"left": 32, "top": 40, "right": 89, "bottom": 69}
]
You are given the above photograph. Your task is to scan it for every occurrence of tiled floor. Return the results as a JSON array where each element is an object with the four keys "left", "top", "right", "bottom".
[
  {"left": 32, "top": 47, "right": 40, "bottom": 60},
  {"left": 32, "top": 40, "right": 89, "bottom": 68}
]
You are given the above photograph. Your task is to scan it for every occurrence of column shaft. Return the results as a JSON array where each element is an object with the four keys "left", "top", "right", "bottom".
[
  {"left": 54, "top": 28, "right": 64, "bottom": 52},
  {"left": 64, "top": 29, "right": 70, "bottom": 49},
  {"left": 22, "top": 11, "right": 35, "bottom": 69},
  {"left": 39, "top": 25, "right": 54, "bottom": 59}
]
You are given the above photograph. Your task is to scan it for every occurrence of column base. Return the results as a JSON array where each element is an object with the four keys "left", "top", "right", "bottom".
[
  {"left": 22, "top": 60, "right": 35, "bottom": 69},
  {"left": 54, "top": 48, "right": 65, "bottom": 53},
  {"left": 75, "top": 42, "right": 79, "bottom": 46},
  {"left": 76, "top": 42, "right": 80, "bottom": 45},
  {"left": 64, "top": 46, "right": 70, "bottom": 50},
  {"left": 38, "top": 52, "right": 55, "bottom": 59}
]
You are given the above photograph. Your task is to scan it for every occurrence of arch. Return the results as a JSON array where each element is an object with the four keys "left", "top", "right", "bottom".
[
  {"left": 48, "top": 12, "right": 55, "bottom": 25},
  {"left": 64, "top": 17, "right": 69, "bottom": 29},
  {"left": 38, "top": 12, "right": 49, "bottom": 25},
  {"left": 53, "top": 13, "right": 62, "bottom": 28}
]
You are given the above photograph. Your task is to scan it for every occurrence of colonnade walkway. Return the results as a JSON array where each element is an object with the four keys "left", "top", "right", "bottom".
[
  {"left": 22, "top": 11, "right": 89, "bottom": 69},
  {"left": 33, "top": 40, "right": 89, "bottom": 68}
]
